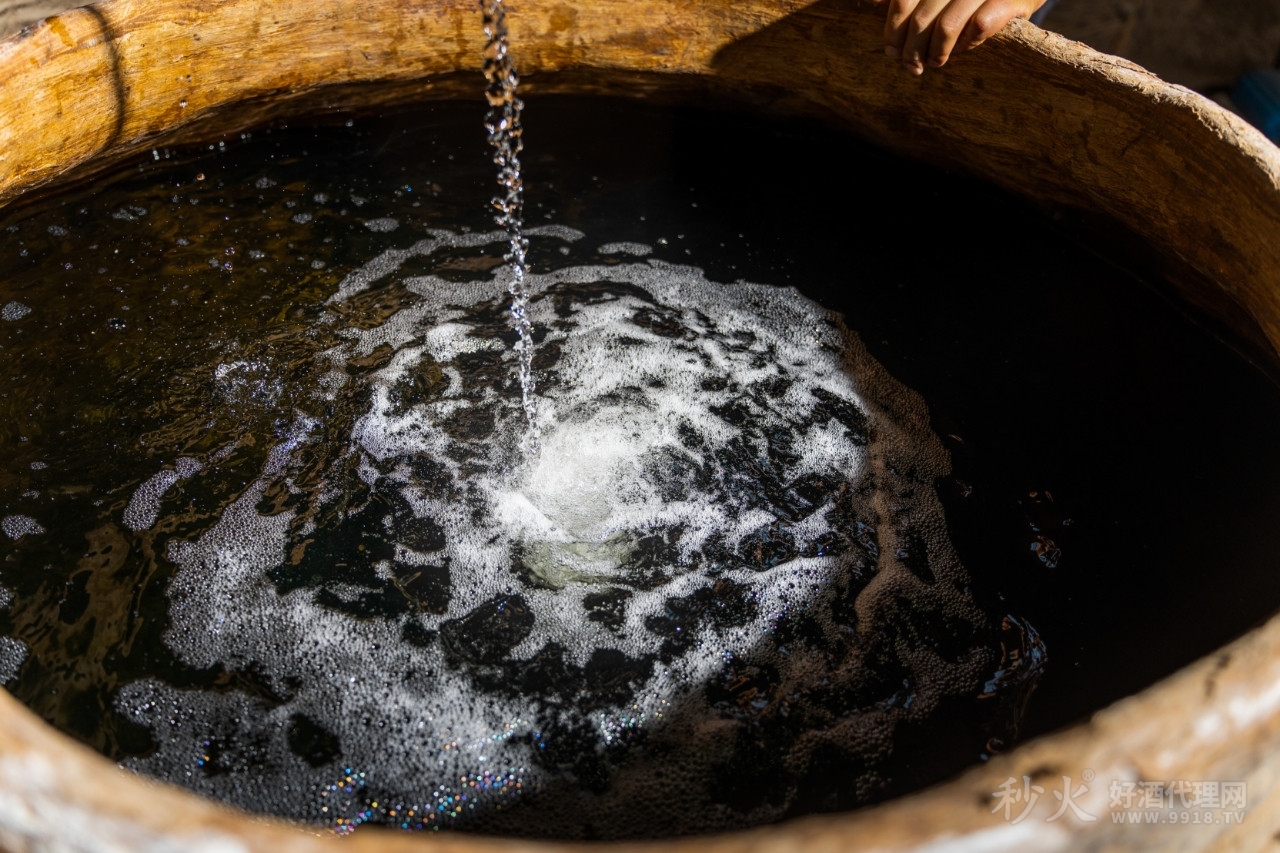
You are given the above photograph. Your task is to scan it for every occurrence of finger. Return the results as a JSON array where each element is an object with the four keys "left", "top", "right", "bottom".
[
  {"left": 926, "top": 0, "right": 988, "bottom": 67},
  {"left": 883, "top": 0, "right": 921, "bottom": 59},
  {"left": 954, "top": 0, "right": 1035, "bottom": 53},
  {"left": 898, "top": 0, "right": 950, "bottom": 73}
]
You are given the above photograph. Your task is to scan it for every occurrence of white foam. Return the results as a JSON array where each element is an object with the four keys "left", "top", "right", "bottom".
[
  {"left": 0, "top": 637, "right": 27, "bottom": 683},
  {"left": 525, "top": 224, "right": 585, "bottom": 243},
  {"left": 329, "top": 230, "right": 504, "bottom": 302},
  {"left": 363, "top": 217, "right": 399, "bottom": 233},
  {"left": 1, "top": 516, "right": 44, "bottom": 540},
  {"left": 111, "top": 227, "right": 1003, "bottom": 837},
  {"left": 1, "top": 302, "right": 31, "bottom": 321},
  {"left": 123, "top": 458, "right": 204, "bottom": 532},
  {"left": 597, "top": 242, "right": 651, "bottom": 256}
]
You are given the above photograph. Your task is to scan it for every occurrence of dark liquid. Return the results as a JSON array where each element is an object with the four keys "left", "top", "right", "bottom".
[{"left": 1, "top": 97, "right": 1278, "bottom": 834}]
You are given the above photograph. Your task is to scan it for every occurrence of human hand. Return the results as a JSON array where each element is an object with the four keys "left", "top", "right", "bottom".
[{"left": 873, "top": 0, "right": 1049, "bottom": 75}]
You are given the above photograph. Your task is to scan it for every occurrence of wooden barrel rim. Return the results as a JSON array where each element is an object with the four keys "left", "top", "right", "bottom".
[{"left": 2, "top": 2, "right": 1280, "bottom": 850}]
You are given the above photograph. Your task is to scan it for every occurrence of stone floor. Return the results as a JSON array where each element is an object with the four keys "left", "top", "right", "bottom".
[{"left": 2, "top": 0, "right": 1279, "bottom": 95}]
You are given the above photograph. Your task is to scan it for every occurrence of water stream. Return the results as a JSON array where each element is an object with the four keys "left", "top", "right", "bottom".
[{"left": 481, "top": 0, "right": 539, "bottom": 453}]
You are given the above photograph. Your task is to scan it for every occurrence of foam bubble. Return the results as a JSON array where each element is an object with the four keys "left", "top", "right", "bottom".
[{"left": 363, "top": 217, "right": 399, "bottom": 233}]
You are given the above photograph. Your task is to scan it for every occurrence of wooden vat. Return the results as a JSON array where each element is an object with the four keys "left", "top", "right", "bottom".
[{"left": 2, "top": 1, "right": 1280, "bottom": 851}]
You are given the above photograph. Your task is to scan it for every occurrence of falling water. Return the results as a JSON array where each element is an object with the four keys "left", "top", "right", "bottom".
[{"left": 481, "top": 0, "right": 539, "bottom": 453}]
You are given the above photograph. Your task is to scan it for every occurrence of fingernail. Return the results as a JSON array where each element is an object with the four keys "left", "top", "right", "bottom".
[
  {"left": 927, "top": 57, "right": 943, "bottom": 68},
  {"left": 884, "top": 45, "right": 900, "bottom": 59}
]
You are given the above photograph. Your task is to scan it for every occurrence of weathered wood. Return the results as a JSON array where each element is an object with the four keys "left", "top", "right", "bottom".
[{"left": 2, "top": 1, "right": 1280, "bottom": 851}]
